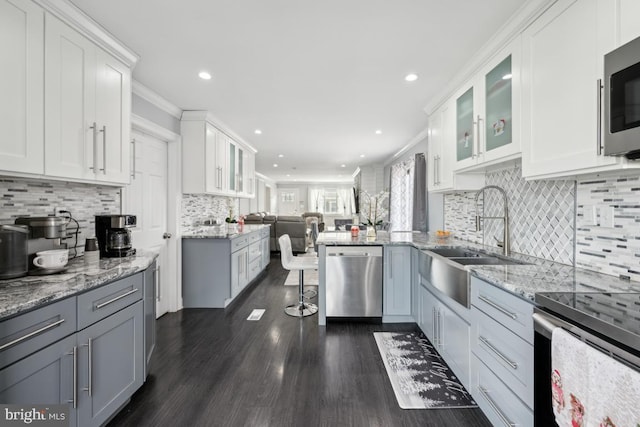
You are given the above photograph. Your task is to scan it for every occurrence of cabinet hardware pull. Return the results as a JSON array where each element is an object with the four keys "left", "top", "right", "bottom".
[
  {"left": 597, "top": 79, "right": 603, "bottom": 155},
  {"left": 432, "top": 308, "right": 437, "bottom": 344},
  {"left": 90, "top": 122, "right": 98, "bottom": 171},
  {"left": 437, "top": 309, "right": 443, "bottom": 347},
  {"left": 433, "top": 155, "right": 438, "bottom": 185},
  {"left": 479, "top": 336, "right": 518, "bottom": 369},
  {"left": 67, "top": 346, "right": 78, "bottom": 408},
  {"left": 131, "top": 139, "right": 136, "bottom": 179},
  {"left": 155, "top": 266, "right": 161, "bottom": 302},
  {"left": 478, "top": 386, "right": 516, "bottom": 427},
  {"left": 84, "top": 338, "right": 93, "bottom": 396},
  {"left": 101, "top": 125, "right": 107, "bottom": 174},
  {"left": 477, "top": 115, "right": 483, "bottom": 156},
  {"left": 94, "top": 288, "right": 139, "bottom": 310},
  {"left": 0, "top": 318, "right": 65, "bottom": 351},
  {"left": 477, "top": 295, "right": 517, "bottom": 319}
]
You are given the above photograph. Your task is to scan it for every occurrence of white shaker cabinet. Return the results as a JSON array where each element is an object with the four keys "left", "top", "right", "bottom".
[
  {"left": 0, "top": 0, "right": 44, "bottom": 175},
  {"left": 383, "top": 246, "right": 412, "bottom": 321},
  {"left": 521, "top": 0, "right": 640, "bottom": 179},
  {"left": 428, "top": 99, "right": 484, "bottom": 193},
  {"left": 44, "top": 13, "right": 131, "bottom": 185}
]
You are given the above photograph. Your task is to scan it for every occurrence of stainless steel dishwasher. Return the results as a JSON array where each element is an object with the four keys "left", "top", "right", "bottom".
[{"left": 325, "top": 246, "right": 383, "bottom": 318}]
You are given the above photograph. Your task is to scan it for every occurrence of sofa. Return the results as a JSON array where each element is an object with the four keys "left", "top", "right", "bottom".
[{"left": 243, "top": 213, "right": 307, "bottom": 253}]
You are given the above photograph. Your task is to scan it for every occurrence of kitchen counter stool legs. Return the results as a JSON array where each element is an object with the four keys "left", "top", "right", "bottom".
[{"left": 279, "top": 234, "right": 318, "bottom": 317}]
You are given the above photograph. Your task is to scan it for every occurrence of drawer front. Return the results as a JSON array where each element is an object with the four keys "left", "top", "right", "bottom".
[
  {"left": 77, "top": 273, "right": 143, "bottom": 330},
  {"left": 472, "top": 308, "right": 534, "bottom": 408},
  {"left": 248, "top": 231, "right": 260, "bottom": 243},
  {"left": 0, "top": 297, "right": 76, "bottom": 370},
  {"left": 470, "top": 276, "right": 534, "bottom": 344},
  {"left": 248, "top": 257, "right": 262, "bottom": 280},
  {"left": 260, "top": 227, "right": 270, "bottom": 239},
  {"left": 474, "top": 356, "right": 533, "bottom": 427},
  {"left": 231, "top": 235, "right": 249, "bottom": 252},
  {"left": 248, "top": 241, "right": 261, "bottom": 261}
]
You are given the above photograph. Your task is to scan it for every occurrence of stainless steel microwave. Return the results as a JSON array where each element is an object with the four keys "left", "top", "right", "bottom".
[{"left": 604, "top": 35, "right": 640, "bottom": 159}]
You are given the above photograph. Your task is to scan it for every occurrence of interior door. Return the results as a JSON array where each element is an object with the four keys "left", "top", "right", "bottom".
[{"left": 124, "top": 131, "right": 171, "bottom": 317}]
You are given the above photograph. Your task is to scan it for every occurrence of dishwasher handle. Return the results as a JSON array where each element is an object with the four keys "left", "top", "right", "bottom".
[{"left": 327, "top": 252, "right": 379, "bottom": 257}]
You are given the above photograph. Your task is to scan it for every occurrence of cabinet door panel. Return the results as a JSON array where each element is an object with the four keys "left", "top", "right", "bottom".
[
  {"left": 383, "top": 246, "right": 411, "bottom": 316},
  {"left": 44, "top": 13, "right": 96, "bottom": 180},
  {"left": 77, "top": 301, "right": 143, "bottom": 427},
  {"left": 418, "top": 282, "right": 437, "bottom": 344},
  {"left": 456, "top": 86, "right": 475, "bottom": 163},
  {"left": 439, "top": 302, "right": 471, "bottom": 389},
  {"left": 484, "top": 55, "right": 512, "bottom": 152},
  {"left": 0, "top": 0, "right": 44, "bottom": 174}
]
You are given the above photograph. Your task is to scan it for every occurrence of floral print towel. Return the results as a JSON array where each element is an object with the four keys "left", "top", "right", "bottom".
[{"left": 551, "top": 328, "right": 640, "bottom": 426}]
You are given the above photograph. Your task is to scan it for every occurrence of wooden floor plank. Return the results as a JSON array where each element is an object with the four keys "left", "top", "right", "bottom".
[{"left": 108, "top": 256, "right": 492, "bottom": 427}]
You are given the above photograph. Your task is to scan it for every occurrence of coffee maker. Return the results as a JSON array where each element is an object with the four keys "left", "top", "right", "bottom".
[
  {"left": 14, "top": 216, "right": 68, "bottom": 274},
  {"left": 95, "top": 215, "right": 137, "bottom": 258}
]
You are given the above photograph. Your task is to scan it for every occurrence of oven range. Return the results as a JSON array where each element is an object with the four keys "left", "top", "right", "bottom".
[{"left": 533, "top": 292, "right": 640, "bottom": 426}]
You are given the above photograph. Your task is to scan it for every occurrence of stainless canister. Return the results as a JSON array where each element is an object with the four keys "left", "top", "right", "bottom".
[{"left": 0, "top": 225, "right": 29, "bottom": 279}]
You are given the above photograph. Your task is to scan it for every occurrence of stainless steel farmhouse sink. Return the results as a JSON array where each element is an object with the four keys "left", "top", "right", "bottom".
[{"left": 419, "top": 248, "right": 528, "bottom": 308}]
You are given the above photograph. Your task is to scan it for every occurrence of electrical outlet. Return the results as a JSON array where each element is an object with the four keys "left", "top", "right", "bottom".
[
  {"left": 600, "top": 205, "right": 615, "bottom": 228},
  {"left": 583, "top": 205, "right": 597, "bottom": 225},
  {"left": 54, "top": 207, "right": 66, "bottom": 216}
]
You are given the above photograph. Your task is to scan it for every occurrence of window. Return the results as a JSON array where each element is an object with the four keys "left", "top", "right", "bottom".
[{"left": 309, "top": 187, "right": 353, "bottom": 215}]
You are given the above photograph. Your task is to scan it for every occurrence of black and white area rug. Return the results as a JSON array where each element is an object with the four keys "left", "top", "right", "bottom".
[{"left": 373, "top": 331, "right": 478, "bottom": 409}]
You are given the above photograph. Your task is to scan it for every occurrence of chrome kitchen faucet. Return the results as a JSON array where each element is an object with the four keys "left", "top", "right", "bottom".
[{"left": 474, "top": 185, "right": 510, "bottom": 257}]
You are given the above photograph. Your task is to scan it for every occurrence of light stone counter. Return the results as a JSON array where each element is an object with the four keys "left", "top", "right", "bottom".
[
  {"left": 182, "top": 224, "right": 270, "bottom": 239},
  {"left": 0, "top": 250, "right": 158, "bottom": 321}
]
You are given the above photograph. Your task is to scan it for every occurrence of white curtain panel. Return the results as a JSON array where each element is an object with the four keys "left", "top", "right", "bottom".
[
  {"left": 308, "top": 187, "right": 324, "bottom": 212},
  {"left": 390, "top": 159, "right": 415, "bottom": 231},
  {"left": 337, "top": 187, "right": 353, "bottom": 216}
]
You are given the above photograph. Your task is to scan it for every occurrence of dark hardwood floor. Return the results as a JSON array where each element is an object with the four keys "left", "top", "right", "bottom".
[{"left": 108, "top": 256, "right": 492, "bottom": 427}]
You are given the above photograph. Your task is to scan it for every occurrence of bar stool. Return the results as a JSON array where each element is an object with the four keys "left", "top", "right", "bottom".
[{"left": 279, "top": 234, "right": 318, "bottom": 317}]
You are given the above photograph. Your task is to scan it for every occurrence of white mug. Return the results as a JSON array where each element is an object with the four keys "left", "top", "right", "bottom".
[{"left": 33, "top": 249, "right": 68, "bottom": 269}]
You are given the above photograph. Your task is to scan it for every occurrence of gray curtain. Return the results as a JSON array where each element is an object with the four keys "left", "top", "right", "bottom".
[{"left": 412, "top": 153, "right": 427, "bottom": 232}]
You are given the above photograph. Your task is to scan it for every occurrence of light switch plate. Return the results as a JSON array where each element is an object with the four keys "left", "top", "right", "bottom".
[
  {"left": 600, "top": 205, "right": 615, "bottom": 228},
  {"left": 583, "top": 205, "right": 597, "bottom": 226}
]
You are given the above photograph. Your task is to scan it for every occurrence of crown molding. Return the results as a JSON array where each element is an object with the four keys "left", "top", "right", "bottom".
[
  {"left": 35, "top": 0, "right": 139, "bottom": 67},
  {"left": 132, "top": 114, "right": 180, "bottom": 142},
  {"left": 386, "top": 127, "right": 430, "bottom": 166},
  {"left": 132, "top": 81, "right": 183, "bottom": 119},
  {"left": 181, "top": 110, "right": 258, "bottom": 154},
  {"left": 423, "top": 0, "right": 555, "bottom": 115}
]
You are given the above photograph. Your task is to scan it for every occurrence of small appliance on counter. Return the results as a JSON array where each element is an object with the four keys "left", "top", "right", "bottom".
[
  {"left": 14, "top": 216, "right": 68, "bottom": 275},
  {"left": 0, "top": 224, "right": 29, "bottom": 279},
  {"left": 95, "top": 214, "right": 137, "bottom": 258}
]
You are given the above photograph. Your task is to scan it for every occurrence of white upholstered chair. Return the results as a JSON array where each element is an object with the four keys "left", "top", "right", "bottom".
[{"left": 279, "top": 234, "right": 318, "bottom": 317}]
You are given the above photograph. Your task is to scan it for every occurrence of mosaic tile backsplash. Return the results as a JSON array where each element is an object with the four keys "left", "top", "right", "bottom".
[
  {"left": 444, "top": 162, "right": 576, "bottom": 266},
  {"left": 576, "top": 174, "right": 640, "bottom": 282},
  {"left": 182, "top": 194, "right": 239, "bottom": 228},
  {"left": 0, "top": 177, "right": 120, "bottom": 256}
]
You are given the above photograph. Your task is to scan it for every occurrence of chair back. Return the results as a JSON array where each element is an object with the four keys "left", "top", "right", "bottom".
[
  {"left": 278, "top": 234, "right": 295, "bottom": 270},
  {"left": 310, "top": 221, "right": 319, "bottom": 252}
]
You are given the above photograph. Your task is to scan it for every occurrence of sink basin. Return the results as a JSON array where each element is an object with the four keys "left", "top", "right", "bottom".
[
  {"left": 449, "top": 257, "right": 526, "bottom": 266},
  {"left": 428, "top": 247, "right": 485, "bottom": 258}
]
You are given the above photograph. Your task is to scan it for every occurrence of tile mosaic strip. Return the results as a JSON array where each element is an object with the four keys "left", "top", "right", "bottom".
[
  {"left": 182, "top": 194, "right": 239, "bottom": 228},
  {"left": 576, "top": 174, "right": 640, "bottom": 282},
  {"left": 0, "top": 176, "right": 120, "bottom": 256}
]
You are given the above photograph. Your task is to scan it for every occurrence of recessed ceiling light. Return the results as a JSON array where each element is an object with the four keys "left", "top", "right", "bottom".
[
  {"left": 198, "top": 71, "right": 212, "bottom": 80},
  {"left": 404, "top": 73, "right": 418, "bottom": 82},
  {"left": 502, "top": 73, "right": 512, "bottom": 80},
  {"left": 254, "top": 129, "right": 262, "bottom": 135},
  {"left": 360, "top": 154, "right": 365, "bottom": 158},
  {"left": 273, "top": 163, "right": 278, "bottom": 168},
  {"left": 278, "top": 154, "right": 284, "bottom": 158},
  {"left": 341, "top": 164, "right": 346, "bottom": 168},
  {"left": 286, "top": 174, "right": 290, "bottom": 177},
  {"left": 375, "top": 130, "right": 382, "bottom": 135}
]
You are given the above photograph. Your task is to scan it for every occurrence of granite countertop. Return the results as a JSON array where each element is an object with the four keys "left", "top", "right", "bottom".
[
  {"left": 182, "top": 224, "right": 270, "bottom": 239},
  {"left": 317, "top": 231, "right": 640, "bottom": 303},
  {"left": 0, "top": 250, "right": 158, "bottom": 321}
]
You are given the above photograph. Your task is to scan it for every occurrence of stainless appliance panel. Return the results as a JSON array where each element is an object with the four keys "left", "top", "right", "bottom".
[
  {"left": 604, "top": 34, "right": 640, "bottom": 158},
  {"left": 325, "top": 246, "right": 383, "bottom": 318}
]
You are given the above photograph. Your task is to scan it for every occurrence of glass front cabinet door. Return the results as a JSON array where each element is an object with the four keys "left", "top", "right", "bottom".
[{"left": 455, "top": 37, "right": 521, "bottom": 171}]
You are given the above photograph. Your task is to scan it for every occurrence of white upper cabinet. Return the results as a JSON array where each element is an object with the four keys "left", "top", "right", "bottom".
[
  {"left": 521, "top": 0, "right": 640, "bottom": 179},
  {"left": 182, "top": 112, "right": 255, "bottom": 197},
  {"left": 454, "top": 37, "right": 522, "bottom": 172},
  {"left": 244, "top": 148, "right": 255, "bottom": 197},
  {"left": 616, "top": 0, "right": 640, "bottom": 47},
  {"left": 428, "top": 99, "right": 484, "bottom": 193},
  {"left": 0, "top": 0, "right": 44, "bottom": 174},
  {"left": 44, "top": 13, "right": 131, "bottom": 185}
]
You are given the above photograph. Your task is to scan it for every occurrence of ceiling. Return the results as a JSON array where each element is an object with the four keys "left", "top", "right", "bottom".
[{"left": 70, "top": 0, "right": 527, "bottom": 183}]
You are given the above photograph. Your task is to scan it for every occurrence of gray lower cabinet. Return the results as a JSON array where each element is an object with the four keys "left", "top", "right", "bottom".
[
  {"left": 0, "top": 268, "right": 151, "bottom": 427},
  {"left": 417, "top": 275, "right": 471, "bottom": 389},
  {"left": 143, "top": 262, "right": 157, "bottom": 377},
  {"left": 383, "top": 245, "right": 413, "bottom": 321},
  {"left": 76, "top": 301, "right": 144, "bottom": 427},
  {"left": 470, "top": 276, "right": 534, "bottom": 427},
  {"left": 0, "top": 335, "right": 76, "bottom": 426},
  {"left": 183, "top": 229, "right": 269, "bottom": 308}
]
